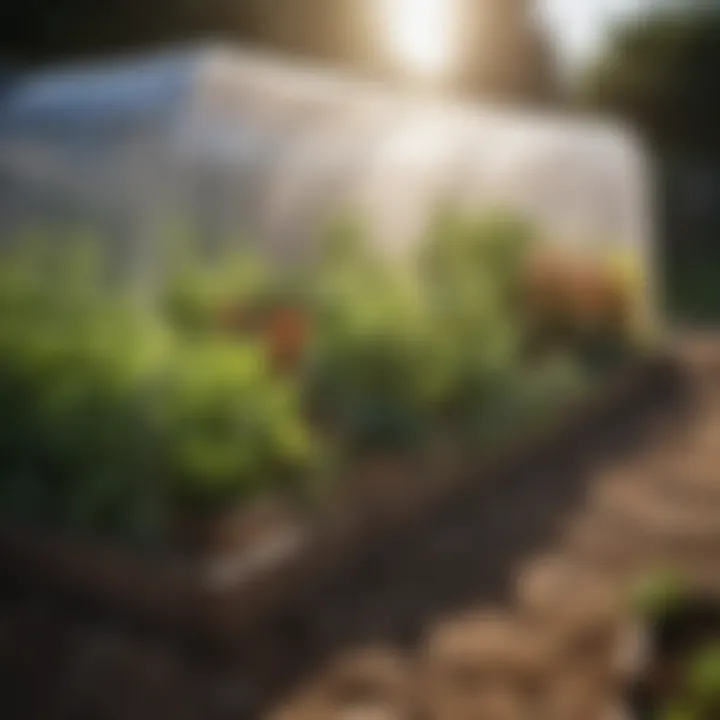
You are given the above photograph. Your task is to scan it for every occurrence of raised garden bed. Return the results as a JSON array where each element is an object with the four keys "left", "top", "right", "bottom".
[
  {"left": 0, "top": 353, "right": 687, "bottom": 649},
  {"left": 0, "top": 211, "right": 672, "bottom": 649}
]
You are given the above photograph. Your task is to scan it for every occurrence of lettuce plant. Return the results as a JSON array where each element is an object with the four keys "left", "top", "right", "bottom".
[{"left": 152, "top": 338, "right": 317, "bottom": 512}]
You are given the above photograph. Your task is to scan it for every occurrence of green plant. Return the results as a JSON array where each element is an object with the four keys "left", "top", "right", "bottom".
[
  {"left": 306, "top": 209, "right": 604, "bottom": 451},
  {"left": 687, "top": 645, "right": 720, "bottom": 709},
  {"left": 307, "top": 223, "right": 455, "bottom": 451},
  {"left": 0, "top": 245, "right": 170, "bottom": 541},
  {"left": 163, "top": 248, "right": 274, "bottom": 336},
  {"left": 657, "top": 645, "right": 720, "bottom": 720},
  {"left": 418, "top": 209, "right": 535, "bottom": 421},
  {"left": 0, "top": 209, "right": 647, "bottom": 545},
  {"left": 630, "top": 569, "right": 688, "bottom": 620},
  {"left": 466, "top": 353, "right": 590, "bottom": 447},
  {"left": 153, "top": 338, "right": 318, "bottom": 512}
]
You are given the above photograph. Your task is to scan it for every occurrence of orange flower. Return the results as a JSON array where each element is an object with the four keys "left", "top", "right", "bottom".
[
  {"left": 522, "top": 248, "right": 633, "bottom": 337},
  {"left": 265, "top": 305, "right": 310, "bottom": 372}
]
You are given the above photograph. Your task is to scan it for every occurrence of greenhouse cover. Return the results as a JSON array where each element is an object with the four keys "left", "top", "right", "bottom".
[{"left": 0, "top": 44, "right": 654, "bottom": 283}]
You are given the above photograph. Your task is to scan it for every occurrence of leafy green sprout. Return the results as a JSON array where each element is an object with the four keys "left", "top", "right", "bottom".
[{"left": 629, "top": 569, "right": 689, "bottom": 620}]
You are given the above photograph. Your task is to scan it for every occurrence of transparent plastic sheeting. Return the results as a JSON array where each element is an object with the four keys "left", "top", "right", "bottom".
[{"left": 0, "top": 45, "right": 655, "bottom": 287}]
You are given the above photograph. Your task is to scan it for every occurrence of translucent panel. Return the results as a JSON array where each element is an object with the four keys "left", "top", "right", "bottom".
[
  {"left": 0, "top": 52, "right": 197, "bottom": 133},
  {"left": 0, "top": 45, "right": 653, "bottom": 296}
]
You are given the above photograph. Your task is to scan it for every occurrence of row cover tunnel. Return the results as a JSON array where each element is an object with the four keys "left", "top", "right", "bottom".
[{"left": 0, "top": 45, "right": 654, "bottom": 294}]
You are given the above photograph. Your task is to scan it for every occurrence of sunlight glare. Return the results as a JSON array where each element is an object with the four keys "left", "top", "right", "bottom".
[{"left": 380, "top": 0, "right": 458, "bottom": 77}]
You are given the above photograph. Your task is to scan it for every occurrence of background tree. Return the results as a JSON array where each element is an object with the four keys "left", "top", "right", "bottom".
[
  {"left": 580, "top": 2, "right": 720, "bottom": 320},
  {"left": 580, "top": 3, "right": 720, "bottom": 154}
]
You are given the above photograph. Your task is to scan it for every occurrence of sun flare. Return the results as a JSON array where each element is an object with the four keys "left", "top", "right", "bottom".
[{"left": 380, "top": 0, "right": 458, "bottom": 77}]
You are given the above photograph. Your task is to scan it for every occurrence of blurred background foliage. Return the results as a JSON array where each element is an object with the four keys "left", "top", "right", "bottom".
[
  {"left": 579, "top": 2, "right": 720, "bottom": 323},
  {"left": 581, "top": 2, "right": 720, "bottom": 155}
]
